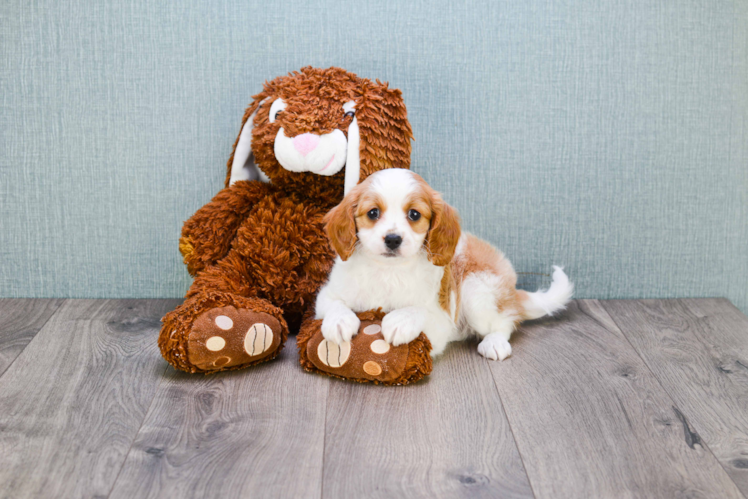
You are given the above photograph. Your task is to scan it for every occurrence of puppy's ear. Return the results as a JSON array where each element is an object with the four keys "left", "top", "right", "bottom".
[
  {"left": 324, "top": 185, "right": 361, "bottom": 260},
  {"left": 426, "top": 193, "right": 461, "bottom": 267}
]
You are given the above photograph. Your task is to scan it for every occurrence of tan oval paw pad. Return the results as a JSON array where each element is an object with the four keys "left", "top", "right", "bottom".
[
  {"left": 363, "top": 361, "right": 382, "bottom": 376},
  {"left": 214, "top": 315, "right": 234, "bottom": 330},
  {"left": 206, "top": 336, "right": 226, "bottom": 351},
  {"left": 317, "top": 340, "right": 352, "bottom": 367},
  {"left": 363, "top": 324, "right": 381, "bottom": 335},
  {"left": 370, "top": 339, "right": 390, "bottom": 354},
  {"left": 214, "top": 356, "right": 231, "bottom": 366},
  {"left": 244, "top": 323, "right": 274, "bottom": 356}
]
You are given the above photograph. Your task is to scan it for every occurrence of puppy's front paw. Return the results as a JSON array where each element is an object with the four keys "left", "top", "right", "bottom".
[
  {"left": 382, "top": 308, "right": 425, "bottom": 346},
  {"left": 321, "top": 308, "right": 361, "bottom": 345},
  {"left": 478, "top": 334, "right": 512, "bottom": 361}
]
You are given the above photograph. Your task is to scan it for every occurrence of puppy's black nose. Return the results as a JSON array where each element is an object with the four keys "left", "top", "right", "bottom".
[{"left": 384, "top": 234, "right": 402, "bottom": 250}]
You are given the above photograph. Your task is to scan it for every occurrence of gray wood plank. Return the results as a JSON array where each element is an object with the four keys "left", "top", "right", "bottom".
[
  {"left": 322, "top": 342, "right": 533, "bottom": 499},
  {"left": 602, "top": 298, "right": 748, "bottom": 495},
  {"left": 488, "top": 300, "right": 742, "bottom": 498},
  {"left": 0, "top": 298, "right": 65, "bottom": 376},
  {"left": 0, "top": 299, "right": 180, "bottom": 498},
  {"left": 110, "top": 340, "right": 329, "bottom": 498}
]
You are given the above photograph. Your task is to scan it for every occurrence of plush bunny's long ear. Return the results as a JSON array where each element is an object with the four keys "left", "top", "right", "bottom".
[
  {"left": 343, "top": 101, "right": 360, "bottom": 195},
  {"left": 225, "top": 96, "right": 271, "bottom": 187},
  {"left": 350, "top": 81, "right": 413, "bottom": 189}
]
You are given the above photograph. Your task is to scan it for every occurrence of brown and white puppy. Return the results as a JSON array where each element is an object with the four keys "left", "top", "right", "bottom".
[{"left": 315, "top": 168, "right": 573, "bottom": 359}]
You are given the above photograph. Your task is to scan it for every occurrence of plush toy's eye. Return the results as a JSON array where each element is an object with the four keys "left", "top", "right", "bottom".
[
  {"left": 408, "top": 209, "right": 421, "bottom": 221},
  {"left": 367, "top": 208, "right": 380, "bottom": 220},
  {"left": 268, "top": 98, "right": 287, "bottom": 124},
  {"left": 342, "top": 100, "right": 356, "bottom": 121}
]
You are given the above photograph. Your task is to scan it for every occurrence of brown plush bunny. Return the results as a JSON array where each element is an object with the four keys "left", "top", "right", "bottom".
[{"left": 159, "top": 67, "right": 413, "bottom": 373}]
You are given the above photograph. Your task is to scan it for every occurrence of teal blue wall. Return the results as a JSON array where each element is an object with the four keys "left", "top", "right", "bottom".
[{"left": 2, "top": 0, "right": 747, "bottom": 312}]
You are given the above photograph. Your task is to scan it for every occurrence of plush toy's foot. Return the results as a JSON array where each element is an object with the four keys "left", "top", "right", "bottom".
[
  {"left": 187, "top": 306, "right": 282, "bottom": 371},
  {"left": 298, "top": 309, "right": 432, "bottom": 385},
  {"left": 159, "top": 293, "right": 287, "bottom": 373}
]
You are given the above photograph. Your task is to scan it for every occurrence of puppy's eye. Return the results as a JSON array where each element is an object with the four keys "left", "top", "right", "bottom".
[
  {"left": 344, "top": 111, "right": 355, "bottom": 119},
  {"left": 408, "top": 209, "right": 421, "bottom": 221},
  {"left": 367, "top": 208, "right": 380, "bottom": 220}
]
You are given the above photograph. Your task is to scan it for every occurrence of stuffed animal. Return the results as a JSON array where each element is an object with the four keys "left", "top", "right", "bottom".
[{"left": 158, "top": 67, "right": 417, "bottom": 374}]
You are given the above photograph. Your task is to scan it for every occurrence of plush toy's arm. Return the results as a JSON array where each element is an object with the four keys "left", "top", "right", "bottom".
[{"left": 180, "top": 180, "right": 273, "bottom": 276}]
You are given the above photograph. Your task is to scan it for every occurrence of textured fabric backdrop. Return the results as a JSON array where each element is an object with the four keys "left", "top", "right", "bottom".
[{"left": 1, "top": 0, "right": 746, "bottom": 313}]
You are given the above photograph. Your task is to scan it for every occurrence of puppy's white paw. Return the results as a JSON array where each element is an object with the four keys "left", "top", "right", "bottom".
[
  {"left": 478, "top": 334, "right": 512, "bottom": 361},
  {"left": 382, "top": 308, "right": 424, "bottom": 346},
  {"left": 321, "top": 308, "right": 360, "bottom": 345}
]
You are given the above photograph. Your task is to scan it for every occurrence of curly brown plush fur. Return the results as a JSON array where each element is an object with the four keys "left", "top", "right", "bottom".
[{"left": 159, "top": 67, "right": 413, "bottom": 373}]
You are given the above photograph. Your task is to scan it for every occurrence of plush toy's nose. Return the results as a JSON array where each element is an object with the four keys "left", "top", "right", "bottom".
[{"left": 293, "top": 133, "right": 320, "bottom": 156}]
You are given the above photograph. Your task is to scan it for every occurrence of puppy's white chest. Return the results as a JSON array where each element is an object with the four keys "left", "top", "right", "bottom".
[{"left": 333, "top": 255, "right": 443, "bottom": 313}]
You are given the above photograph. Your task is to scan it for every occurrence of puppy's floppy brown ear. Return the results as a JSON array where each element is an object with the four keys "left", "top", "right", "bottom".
[
  {"left": 323, "top": 185, "right": 361, "bottom": 260},
  {"left": 426, "top": 194, "right": 461, "bottom": 267}
]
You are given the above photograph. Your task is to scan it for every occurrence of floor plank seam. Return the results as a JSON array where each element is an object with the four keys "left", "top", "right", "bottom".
[
  {"left": 484, "top": 353, "right": 537, "bottom": 499},
  {"left": 599, "top": 300, "right": 746, "bottom": 497},
  {"left": 319, "top": 376, "right": 331, "bottom": 499},
  {"left": 106, "top": 362, "right": 171, "bottom": 498},
  {"left": 0, "top": 299, "right": 67, "bottom": 379}
]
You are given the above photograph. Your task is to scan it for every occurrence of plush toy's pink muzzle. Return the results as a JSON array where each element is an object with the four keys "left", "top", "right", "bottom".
[{"left": 293, "top": 133, "right": 320, "bottom": 156}]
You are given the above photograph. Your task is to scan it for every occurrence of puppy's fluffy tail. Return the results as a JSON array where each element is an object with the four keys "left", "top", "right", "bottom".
[{"left": 519, "top": 266, "right": 574, "bottom": 320}]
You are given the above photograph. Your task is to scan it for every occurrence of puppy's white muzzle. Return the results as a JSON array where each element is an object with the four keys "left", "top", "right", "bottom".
[{"left": 274, "top": 128, "right": 348, "bottom": 176}]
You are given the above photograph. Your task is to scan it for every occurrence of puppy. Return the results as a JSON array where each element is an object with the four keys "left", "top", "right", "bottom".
[{"left": 315, "top": 168, "right": 573, "bottom": 360}]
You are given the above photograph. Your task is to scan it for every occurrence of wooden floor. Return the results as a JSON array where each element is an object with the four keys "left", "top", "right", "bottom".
[{"left": 0, "top": 299, "right": 747, "bottom": 498}]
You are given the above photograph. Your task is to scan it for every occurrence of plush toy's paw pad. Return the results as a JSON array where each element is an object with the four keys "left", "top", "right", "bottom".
[
  {"left": 306, "top": 319, "right": 410, "bottom": 382},
  {"left": 188, "top": 306, "right": 282, "bottom": 370},
  {"left": 317, "top": 340, "right": 352, "bottom": 367}
]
